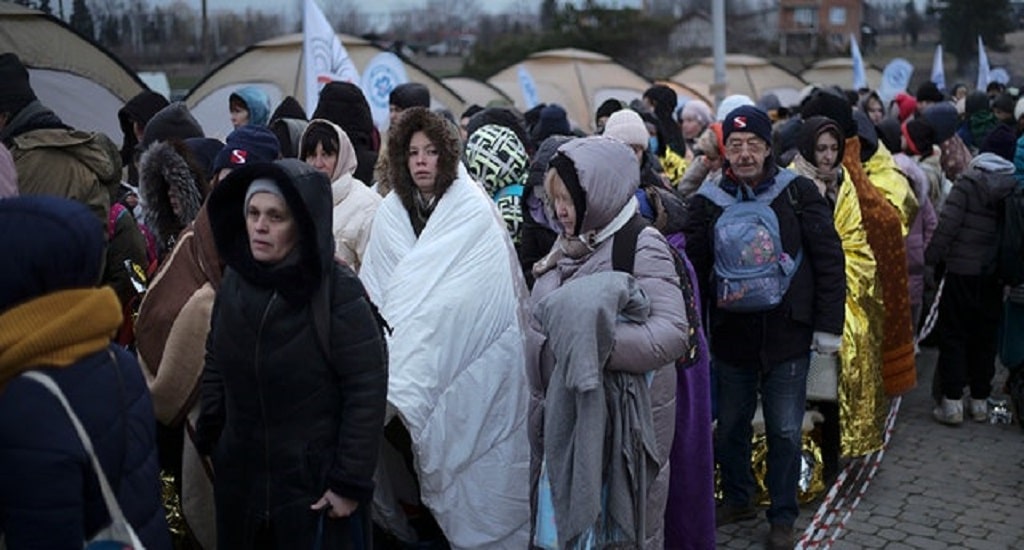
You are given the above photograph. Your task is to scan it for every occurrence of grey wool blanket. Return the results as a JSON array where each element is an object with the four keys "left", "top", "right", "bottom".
[{"left": 533, "top": 271, "right": 660, "bottom": 548}]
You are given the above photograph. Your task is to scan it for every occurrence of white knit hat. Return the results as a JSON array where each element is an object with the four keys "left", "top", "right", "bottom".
[
  {"left": 602, "top": 109, "right": 649, "bottom": 147},
  {"left": 716, "top": 94, "right": 755, "bottom": 122}
]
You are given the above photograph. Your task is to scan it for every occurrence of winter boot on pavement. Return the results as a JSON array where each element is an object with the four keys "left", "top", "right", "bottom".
[
  {"left": 766, "top": 523, "right": 794, "bottom": 549},
  {"left": 932, "top": 397, "right": 963, "bottom": 425},
  {"left": 969, "top": 398, "right": 988, "bottom": 422}
]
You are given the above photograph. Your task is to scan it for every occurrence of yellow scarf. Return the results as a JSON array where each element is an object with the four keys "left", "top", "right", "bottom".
[{"left": 0, "top": 287, "right": 122, "bottom": 388}]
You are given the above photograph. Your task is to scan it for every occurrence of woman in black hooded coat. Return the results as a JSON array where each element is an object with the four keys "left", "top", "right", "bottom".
[{"left": 195, "top": 159, "right": 389, "bottom": 549}]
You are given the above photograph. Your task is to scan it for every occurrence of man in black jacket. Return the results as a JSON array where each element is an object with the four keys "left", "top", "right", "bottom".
[{"left": 683, "top": 105, "right": 845, "bottom": 550}]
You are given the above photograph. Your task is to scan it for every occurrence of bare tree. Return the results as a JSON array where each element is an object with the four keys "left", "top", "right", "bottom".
[{"left": 325, "top": 0, "right": 368, "bottom": 35}]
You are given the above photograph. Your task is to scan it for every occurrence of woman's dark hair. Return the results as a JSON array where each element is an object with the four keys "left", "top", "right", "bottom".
[{"left": 300, "top": 122, "right": 339, "bottom": 160}]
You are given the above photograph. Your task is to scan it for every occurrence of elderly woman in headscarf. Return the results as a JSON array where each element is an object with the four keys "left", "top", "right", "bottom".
[
  {"left": 359, "top": 107, "right": 531, "bottom": 549},
  {"left": 679, "top": 99, "right": 713, "bottom": 153},
  {"left": 527, "top": 136, "right": 689, "bottom": 549}
]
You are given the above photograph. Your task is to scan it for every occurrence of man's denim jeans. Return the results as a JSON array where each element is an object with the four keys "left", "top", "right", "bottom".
[{"left": 715, "top": 354, "right": 808, "bottom": 527}]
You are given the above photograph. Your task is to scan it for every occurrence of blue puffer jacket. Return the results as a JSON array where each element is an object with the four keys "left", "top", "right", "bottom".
[{"left": 0, "top": 348, "right": 171, "bottom": 550}]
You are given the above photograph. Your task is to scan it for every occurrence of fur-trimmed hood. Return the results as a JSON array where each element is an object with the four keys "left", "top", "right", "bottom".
[
  {"left": 386, "top": 107, "right": 461, "bottom": 213},
  {"left": 139, "top": 140, "right": 206, "bottom": 249}
]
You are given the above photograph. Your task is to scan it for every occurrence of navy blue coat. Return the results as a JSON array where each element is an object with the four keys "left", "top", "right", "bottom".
[
  {"left": 0, "top": 195, "right": 170, "bottom": 550},
  {"left": 0, "top": 348, "right": 170, "bottom": 550}
]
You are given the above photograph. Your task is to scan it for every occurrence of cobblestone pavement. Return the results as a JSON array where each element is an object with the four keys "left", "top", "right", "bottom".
[{"left": 714, "top": 348, "right": 1024, "bottom": 549}]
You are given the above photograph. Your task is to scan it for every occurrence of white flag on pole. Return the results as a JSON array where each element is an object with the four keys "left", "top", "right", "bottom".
[
  {"left": 878, "top": 58, "right": 914, "bottom": 105},
  {"left": 849, "top": 34, "right": 867, "bottom": 90},
  {"left": 303, "top": 0, "right": 360, "bottom": 118},
  {"left": 517, "top": 65, "right": 540, "bottom": 109},
  {"left": 976, "top": 35, "right": 991, "bottom": 91},
  {"left": 931, "top": 44, "right": 945, "bottom": 91},
  {"left": 361, "top": 52, "right": 410, "bottom": 132}
]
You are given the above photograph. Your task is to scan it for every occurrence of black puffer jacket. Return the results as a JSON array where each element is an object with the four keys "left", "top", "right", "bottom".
[
  {"left": 196, "top": 159, "right": 388, "bottom": 549},
  {"left": 925, "top": 152, "right": 1018, "bottom": 275},
  {"left": 683, "top": 166, "right": 846, "bottom": 366}
]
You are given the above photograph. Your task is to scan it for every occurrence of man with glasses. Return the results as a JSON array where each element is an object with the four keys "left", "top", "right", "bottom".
[{"left": 683, "top": 105, "right": 845, "bottom": 549}]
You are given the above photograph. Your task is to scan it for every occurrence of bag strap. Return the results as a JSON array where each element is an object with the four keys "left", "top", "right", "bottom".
[
  {"left": 21, "top": 370, "right": 138, "bottom": 544},
  {"left": 611, "top": 215, "right": 649, "bottom": 274}
]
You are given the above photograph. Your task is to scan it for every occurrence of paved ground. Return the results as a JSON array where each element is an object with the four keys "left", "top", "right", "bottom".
[{"left": 714, "top": 347, "right": 1024, "bottom": 549}]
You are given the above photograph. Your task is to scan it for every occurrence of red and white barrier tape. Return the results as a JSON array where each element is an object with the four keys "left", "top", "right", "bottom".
[{"left": 796, "top": 396, "right": 902, "bottom": 549}]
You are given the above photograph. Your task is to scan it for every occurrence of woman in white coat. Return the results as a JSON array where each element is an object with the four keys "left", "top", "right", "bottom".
[{"left": 298, "top": 119, "right": 381, "bottom": 272}]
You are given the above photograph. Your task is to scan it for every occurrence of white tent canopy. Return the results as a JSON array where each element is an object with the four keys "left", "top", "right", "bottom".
[
  {"left": 487, "top": 48, "right": 653, "bottom": 134},
  {"left": 0, "top": 2, "right": 147, "bottom": 144},
  {"left": 800, "top": 58, "right": 884, "bottom": 94},
  {"left": 671, "top": 54, "right": 806, "bottom": 110},
  {"left": 184, "top": 33, "right": 466, "bottom": 140},
  {"left": 441, "top": 77, "right": 512, "bottom": 111}
]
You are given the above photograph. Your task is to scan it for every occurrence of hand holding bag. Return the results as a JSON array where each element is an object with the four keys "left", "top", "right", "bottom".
[
  {"left": 806, "top": 351, "right": 839, "bottom": 402},
  {"left": 22, "top": 370, "right": 146, "bottom": 550}
]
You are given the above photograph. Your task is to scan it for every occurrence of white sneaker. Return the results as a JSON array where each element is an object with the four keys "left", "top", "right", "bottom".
[
  {"left": 969, "top": 398, "right": 988, "bottom": 422},
  {"left": 933, "top": 397, "right": 963, "bottom": 425}
]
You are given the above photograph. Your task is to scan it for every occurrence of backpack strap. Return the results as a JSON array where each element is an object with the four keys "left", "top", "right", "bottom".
[
  {"left": 695, "top": 179, "right": 737, "bottom": 208},
  {"left": 754, "top": 168, "right": 799, "bottom": 204},
  {"left": 611, "top": 215, "right": 650, "bottom": 274}
]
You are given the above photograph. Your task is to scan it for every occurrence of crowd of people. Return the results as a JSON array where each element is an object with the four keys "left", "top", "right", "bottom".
[{"left": 2, "top": 45, "right": 1023, "bottom": 550}]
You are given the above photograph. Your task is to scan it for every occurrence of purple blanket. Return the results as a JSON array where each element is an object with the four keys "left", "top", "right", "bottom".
[{"left": 663, "top": 232, "right": 716, "bottom": 549}]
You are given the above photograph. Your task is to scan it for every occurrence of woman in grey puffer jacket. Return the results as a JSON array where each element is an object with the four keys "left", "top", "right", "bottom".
[
  {"left": 526, "top": 136, "right": 689, "bottom": 549},
  {"left": 926, "top": 125, "right": 1019, "bottom": 425}
]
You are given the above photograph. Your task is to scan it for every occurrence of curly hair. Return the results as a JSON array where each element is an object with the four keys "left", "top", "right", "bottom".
[{"left": 386, "top": 107, "right": 461, "bottom": 214}]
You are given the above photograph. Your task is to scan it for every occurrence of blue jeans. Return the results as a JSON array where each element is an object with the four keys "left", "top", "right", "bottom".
[{"left": 715, "top": 355, "right": 808, "bottom": 527}]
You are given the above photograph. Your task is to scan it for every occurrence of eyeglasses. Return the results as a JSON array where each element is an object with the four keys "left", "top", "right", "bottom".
[{"left": 725, "top": 138, "right": 767, "bottom": 155}]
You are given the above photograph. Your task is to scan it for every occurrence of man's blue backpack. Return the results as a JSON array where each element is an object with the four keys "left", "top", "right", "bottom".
[{"left": 696, "top": 170, "right": 802, "bottom": 312}]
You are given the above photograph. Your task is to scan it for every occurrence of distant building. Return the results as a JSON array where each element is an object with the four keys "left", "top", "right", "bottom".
[
  {"left": 668, "top": 4, "right": 779, "bottom": 52},
  {"left": 778, "top": 0, "right": 865, "bottom": 55}
]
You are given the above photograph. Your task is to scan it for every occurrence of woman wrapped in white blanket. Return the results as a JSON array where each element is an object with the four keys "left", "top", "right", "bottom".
[{"left": 360, "top": 107, "right": 531, "bottom": 549}]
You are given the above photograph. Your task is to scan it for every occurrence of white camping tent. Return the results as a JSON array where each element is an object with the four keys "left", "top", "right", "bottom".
[
  {"left": 441, "top": 77, "right": 513, "bottom": 111},
  {"left": 671, "top": 54, "right": 806, "bottom": 110},
  {"left": 800, "top": 58, "right": 884, "bottom": 93},
  {"left": 487, "top": 48, "right": 652, "bottom": 134},
  {"left": 0, "top": 2, "right": 146, "bottom": 144},
  {"left": 185, "top": 33, "right": 465, "bottom": 140}
]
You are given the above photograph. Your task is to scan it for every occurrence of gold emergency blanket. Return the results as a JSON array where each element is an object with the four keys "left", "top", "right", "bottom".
[
  {"left": 863, "top": 143, "right": 920, "bottom": 237},
  {"left": 753, "top": 433, "right": 825, "bottom": 505},
  {"left": 843, "top": 139, "right": 917, "bottom": 397},
  {"left": 832, "top": 175, "right": 888, "bottom": 457},
  {"left": 713, "top": 433, "right": 825, "bottom": 505}
]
